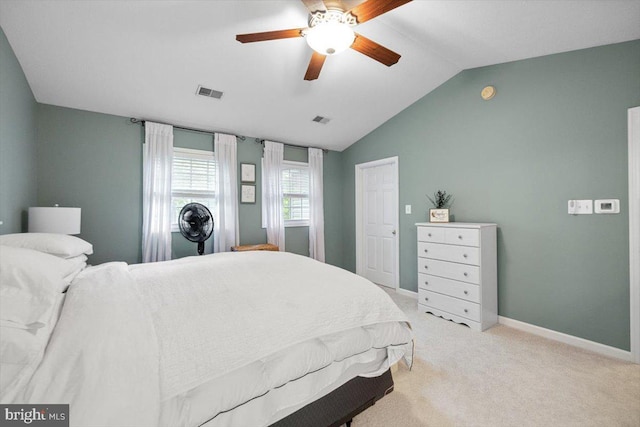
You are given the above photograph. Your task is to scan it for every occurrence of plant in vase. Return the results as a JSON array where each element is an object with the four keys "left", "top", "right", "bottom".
[{"left": 427, "top": 190, "right": 453, "bottom": 223}]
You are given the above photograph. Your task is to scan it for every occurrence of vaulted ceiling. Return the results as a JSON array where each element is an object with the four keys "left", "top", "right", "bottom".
[{"left": 1, "top": 1, "right": 639, "bottom": 151}]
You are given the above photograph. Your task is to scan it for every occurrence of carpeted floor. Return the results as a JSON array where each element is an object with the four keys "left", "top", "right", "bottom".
[{"left": 353, "top": 289, "right": 640, "bottom": 426}]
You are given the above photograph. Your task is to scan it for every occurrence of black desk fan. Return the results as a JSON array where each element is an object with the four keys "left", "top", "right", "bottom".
[{"left": 178, "top": 203, "right": 213, "bottom": 255}]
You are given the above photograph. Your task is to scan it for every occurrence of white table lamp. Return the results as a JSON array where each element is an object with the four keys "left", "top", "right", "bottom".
[{"left": 28, "top": 205, "right": 81, "bottom": 235}]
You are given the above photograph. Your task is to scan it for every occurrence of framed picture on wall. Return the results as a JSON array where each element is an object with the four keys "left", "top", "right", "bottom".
[
  {"left": 241, "top": 163, "right": 256, "bottom": 183},
  {"left": 241, "top": 184, "right": 256, "bottom": 204}
]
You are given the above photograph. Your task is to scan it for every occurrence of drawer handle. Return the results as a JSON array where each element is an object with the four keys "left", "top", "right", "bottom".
[
  {"left": 463, "top": 272, "right": 468, "bottom": 277},
  {"left": 463, "top": 254, "right": 468, "bottom": 258},
  {"left": 458, "top": 235, "right": 463, "bottom": 240},
  {"left": 424, "top": 249, "right": 428, "bottom": 253},
  {"left": 424, "top": 281, "right": 429, "bottom": 285},
  {"left": 424, "top": 297, "right": 429, "bottom": 301},
  {"left": 428, "top": 233, "right": 432, "bottom": 237},
  {"left": 464, "top": 309, "right": 468, "bottom": 313},
  {"left": 463, "top": 290, "right": 468, "bottom": 295},
  {"left": 424, "top": 265, "right": 428, "bottom": 270}
]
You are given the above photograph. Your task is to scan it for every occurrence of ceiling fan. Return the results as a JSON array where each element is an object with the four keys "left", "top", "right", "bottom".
[{"left": 236, "top": 0, "right": 412, "bottom": 81}]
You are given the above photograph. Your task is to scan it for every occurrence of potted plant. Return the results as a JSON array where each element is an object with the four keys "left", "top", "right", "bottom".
[{"left": 427, "top": 190, "right": 453, "bottom": 223}]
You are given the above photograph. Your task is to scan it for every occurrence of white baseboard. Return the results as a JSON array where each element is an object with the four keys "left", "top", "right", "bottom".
[
  {"left": 498, "top": 316, "right": 633, "bottom": 362},
  {"left": 396, "top": 288, "right": 418, "bottom": 299}
]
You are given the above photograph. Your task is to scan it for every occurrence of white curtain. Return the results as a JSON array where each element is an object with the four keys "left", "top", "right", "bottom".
[
  {"left": 142, "top": 122, "right": 173, "bottom": 263},
  {"left": 263, "top": 141, "right": 285, "bottom": 251},
  {"left": 308, "top": 148, "right": 325, "bottom": 262},
  {"left": 214, "top": 133, "right": 239, "bottom": 253}
]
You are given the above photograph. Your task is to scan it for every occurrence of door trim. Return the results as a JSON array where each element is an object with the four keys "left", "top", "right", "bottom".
[
  {"left": 355, "top": 156, "right": 399, "bottom": 290},
  {"left": 629, "top": 106, "right": 640, "bottom": 363}
]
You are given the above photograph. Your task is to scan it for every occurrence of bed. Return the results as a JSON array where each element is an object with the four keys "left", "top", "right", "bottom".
[{"left": 0, "top": 233, "right": 413, "bottom": 427}]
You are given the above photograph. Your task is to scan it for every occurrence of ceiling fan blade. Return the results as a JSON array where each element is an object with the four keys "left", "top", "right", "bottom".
[
  {"left": 300, "top": 0, "right": 326, "bottom": 13},
  {"left": 348, "top": 0, "right": 412, "bottom": 24},
  {"left": 236, "top": 28, "right": 306, "bottom": 43},
  {"left": 351, "top": 33, "right": 401, "bottom": 66},
  {"left": 304, "top": 52, "right": 327, "bottom": 81}
]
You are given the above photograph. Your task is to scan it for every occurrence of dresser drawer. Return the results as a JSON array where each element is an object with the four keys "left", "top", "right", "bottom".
[
  {"left": 418, "top": 258, "right": 480, "bottom": 284},
  {"left": 417, "top": 226, "right": 445, "bottom": 243},
  {"left": 418, "top": 289, "right": 481, "bottom": 322},
  {"left": 444, "top": 228, "right": 480, "bottom": 247},
  {"left": 418, "top": 242, "right": 480, "bottom": 265},
  {"left": 418, "top": 273, "right": 480, "bottom": 303}
]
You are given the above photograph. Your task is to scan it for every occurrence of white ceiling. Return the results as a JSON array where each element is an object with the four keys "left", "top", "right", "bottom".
[{"left": 1, "top": 1, "right": 639, "bottom": 151}]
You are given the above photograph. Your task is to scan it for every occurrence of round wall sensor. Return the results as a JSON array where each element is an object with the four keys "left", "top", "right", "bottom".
[{"left": 481, "top": 85, "right": 496, "bottom": 100}]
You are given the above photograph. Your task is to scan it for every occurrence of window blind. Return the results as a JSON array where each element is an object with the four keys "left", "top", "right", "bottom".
[
  {"left": 282, "top": 166, "right": 310, "bottom": 221},
  {"left": 171, "top": 148, "right": 216, "bottom": 227}
]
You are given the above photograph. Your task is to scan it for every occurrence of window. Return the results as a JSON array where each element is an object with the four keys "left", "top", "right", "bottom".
[
  {"left": 262, "top": 160, "right": 310, "bottom": 227},
  {"left": 282, "top": 162, "right": 310, "bottom": 226},
  {"left": 171, "top": 147, "right": 216, "bottom": 231}
]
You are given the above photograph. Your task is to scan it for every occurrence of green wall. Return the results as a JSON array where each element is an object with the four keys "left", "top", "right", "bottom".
[
  {"left": 341, "top": 40, "right": 640, "bottom": 351},
  {"left": 36, "top": 104, "right": 345, "bottom": 266},
  {"left": 0, "top": 27, "right": 38, "bottom": 233},
  {"left": 36, "top": 105, "right": 143, "bottom": 263}
]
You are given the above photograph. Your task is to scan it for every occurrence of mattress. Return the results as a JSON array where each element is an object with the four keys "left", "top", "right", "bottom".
[{"left": 160, "top": 322, "right": 412, "bottom": 427}]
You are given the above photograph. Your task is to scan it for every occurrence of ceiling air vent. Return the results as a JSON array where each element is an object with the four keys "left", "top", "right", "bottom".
[
  {"left": 312, "top": 115, "right": 330, "bottom": 124},
  {"left": 196, "top": 85, "right": 223, "bottom": 99}
]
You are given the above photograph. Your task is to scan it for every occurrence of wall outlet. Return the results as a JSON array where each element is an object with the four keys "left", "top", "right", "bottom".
[
  {"left": 405, "top": 205, "right": 412, "bottom": 214},
  {"left": 594, "top": 199, "right": 620, "bottom": 214},
  {"left": 568, "top": 199, "right": 593, "bottom": 215}
]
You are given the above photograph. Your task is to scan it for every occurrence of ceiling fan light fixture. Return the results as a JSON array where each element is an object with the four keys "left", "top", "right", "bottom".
[
  {"left": 304, "top": 10, "right": 356, "bottom": 56},
  {"left": 305, "top": 22, "right": 355, "bottom": 55}
]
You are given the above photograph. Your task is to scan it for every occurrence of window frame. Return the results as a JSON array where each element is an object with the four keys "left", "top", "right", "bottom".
[
  {"left": 262, "top": 159, "right": 311, "bottom": 228},
  {"left": 171, "top": 147, "right": 216, "bottom": 232}
]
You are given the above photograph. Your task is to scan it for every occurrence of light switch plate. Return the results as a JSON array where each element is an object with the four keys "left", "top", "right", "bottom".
[
  {"left": 568, "top": 199, "right": 593, "bottom": 215},
  {"left": 405, "top": 205, "right": 412, "bottom": 214}
]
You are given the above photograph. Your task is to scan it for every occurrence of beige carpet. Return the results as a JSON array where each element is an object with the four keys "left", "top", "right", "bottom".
[{"left": 353, "top": 289, "right": 640, "bottom": 426}]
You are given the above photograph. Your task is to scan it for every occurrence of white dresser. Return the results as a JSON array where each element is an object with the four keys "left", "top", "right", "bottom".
[{"left": 415, "top": 222, "right": 497, "bottom": 331}]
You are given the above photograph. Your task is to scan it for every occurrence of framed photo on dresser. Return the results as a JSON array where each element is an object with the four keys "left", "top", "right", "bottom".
[{"left": 429, "top": 208, "right": 450, "bottom": 223}]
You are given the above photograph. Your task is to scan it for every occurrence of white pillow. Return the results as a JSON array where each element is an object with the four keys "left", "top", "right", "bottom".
[
  {"left": 64, "top": 258, "right": 87, "bottom": 285},
  {"left": 0, "top": 287, "right": 55, "bottom": 326},
  {"left": 62, "top": 254, "right": 88, "bottom": 285},
  {"left": 0, "top": 245, "right": 83, "bottom": 287},
  {"left": 0, "top": 233, "right": 93, "bottom": 259},
  {"left": 0, "top": 246, "right": 71, "bottom": 326}
]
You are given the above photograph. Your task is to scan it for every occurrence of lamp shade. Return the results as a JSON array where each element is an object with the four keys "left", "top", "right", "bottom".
[{"left": 28, "top": 206, "right": 81, "bottom": 235}]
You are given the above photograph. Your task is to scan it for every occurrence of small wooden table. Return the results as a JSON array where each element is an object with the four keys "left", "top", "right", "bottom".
[{"left": 230, "top": 243, "right": 279, "bottom": 252}]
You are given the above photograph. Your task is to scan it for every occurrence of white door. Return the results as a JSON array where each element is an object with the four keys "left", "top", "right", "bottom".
[{"left": 361, "top": 161, "right": 397, "bottom": 288}]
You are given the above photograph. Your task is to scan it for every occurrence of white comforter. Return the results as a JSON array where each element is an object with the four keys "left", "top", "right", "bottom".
[
  {"left": 13, "top": 251, "right": 411, "bottom": 427},
  {"left": 15, "top": 262, "right": 160, "bottom": 427}
]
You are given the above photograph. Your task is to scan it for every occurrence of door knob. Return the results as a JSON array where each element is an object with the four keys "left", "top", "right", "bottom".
[{"left": 392, "top": 230, "right": 397, "bottom": 235}]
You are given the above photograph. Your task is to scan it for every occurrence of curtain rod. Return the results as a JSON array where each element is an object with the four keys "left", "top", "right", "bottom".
[
  {"left": 131, "top": 117, "right": 329, "bottom": 154},
  {"left": 129, "top": 118, "right": 246, "bottom": 141},
  {"left": 253, "top": 138, "right": 329, "bottom": 154}
]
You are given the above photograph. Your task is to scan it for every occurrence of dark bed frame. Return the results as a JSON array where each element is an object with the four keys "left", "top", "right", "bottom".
[{"left": 271, "top": 369, "right": 394, "bottom": 427}]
